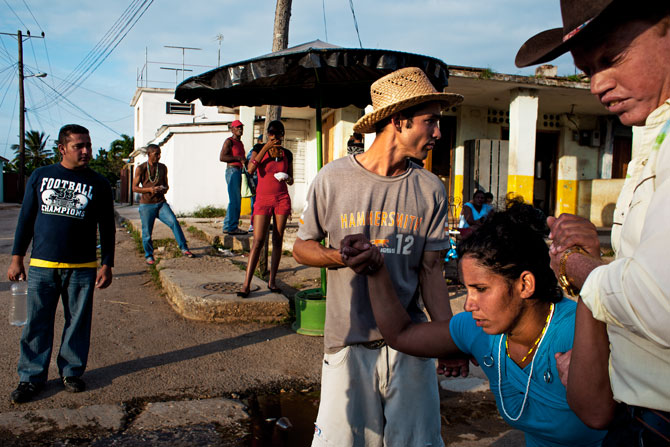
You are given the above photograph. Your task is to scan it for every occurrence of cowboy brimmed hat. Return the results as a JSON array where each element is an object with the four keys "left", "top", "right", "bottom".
[
  {"left": 515, "top": 0, "right": 619, "bottom": 67},
  {"left": 353, "top": 67, "right": 463, "bottom": 134}
]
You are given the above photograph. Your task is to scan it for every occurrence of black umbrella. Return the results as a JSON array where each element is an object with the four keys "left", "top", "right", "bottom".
[
  {"left": 175, "top": 40, "right": 451, "bottom": 300},
  {"left": 175, "top": 39, "right": 450, "bottom": 109}
]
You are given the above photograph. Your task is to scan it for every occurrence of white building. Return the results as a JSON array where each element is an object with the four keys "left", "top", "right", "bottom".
[{"left": 130, "top": 66, "right": 631, "bottom": 226}]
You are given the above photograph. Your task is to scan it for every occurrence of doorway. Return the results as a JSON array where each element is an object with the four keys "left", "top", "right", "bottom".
[
  {"left": 534, "top": 132, "right": 559, "bottom": 216},
  {"left": 428, "top": 116, "right": 456, "bottom": 195}
]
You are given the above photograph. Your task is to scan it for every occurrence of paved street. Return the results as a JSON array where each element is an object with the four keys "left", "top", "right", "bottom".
[
  {"left": 0, "top": 204, "right": 323, "bottom": 445},
  {"left": 0, "top": 204, "right": 524, "bottom": 446}
]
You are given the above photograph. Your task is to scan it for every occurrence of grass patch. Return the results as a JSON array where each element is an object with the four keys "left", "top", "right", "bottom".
[
  {"left": 192, "top": 206, "right": 227, "bottom": 218},
  {"left": 153, "top": 238, "right": 182, "bottom": 257},
  {"left": 122, "top": 221, "right": 164, "bottom": 291},
  {"left": 187, "top": 225, "right": 209, "bottom": 242}
]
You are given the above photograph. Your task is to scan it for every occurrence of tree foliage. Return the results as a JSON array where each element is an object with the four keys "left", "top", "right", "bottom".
[
  {"left": 89, "top": 134, "right": 134, "bottom": 185},
  {"left": 8, "top": 130, "right": 55, "bottom": 175}
]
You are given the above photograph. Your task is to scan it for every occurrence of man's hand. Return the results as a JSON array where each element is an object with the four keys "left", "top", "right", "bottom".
[
  {"left": 437, "top": 355, "right": 472, "bottom": 377},
  {"left": 555, "top": 349, "right": 572, "bottom": 388},
  {"left": 95, "top": 265, "right": 113, "bottom": 289},
  {"left": 7, "top": 255, "right": 26, "bottom": 281},
  {"left": 340, "top": 234, "right": 383, "bottom": 275},
  {"left": 547, "top": 214, "right": 600, "bottom": 258}
]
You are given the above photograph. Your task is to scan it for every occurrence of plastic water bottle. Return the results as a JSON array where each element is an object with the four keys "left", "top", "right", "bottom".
[{"left": 9, "top": 281, "right": 28, "bottom": 326}]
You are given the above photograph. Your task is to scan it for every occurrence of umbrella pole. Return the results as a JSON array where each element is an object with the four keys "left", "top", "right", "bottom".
[{"left": 316, "top": 103, "right": 327, "bottom": 298}]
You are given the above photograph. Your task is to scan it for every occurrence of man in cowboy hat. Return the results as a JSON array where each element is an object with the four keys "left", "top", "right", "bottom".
[
  {"left": 516, "top": 1, "right": 670, "bottom": 444},
  {"left": 293, "top": 67, "right": 463, "bottom": 447}
]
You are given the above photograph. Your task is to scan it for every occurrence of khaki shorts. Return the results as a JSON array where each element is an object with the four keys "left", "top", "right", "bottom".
[{"left": 312, "top": 344, "right": 444, "bottom": 447}]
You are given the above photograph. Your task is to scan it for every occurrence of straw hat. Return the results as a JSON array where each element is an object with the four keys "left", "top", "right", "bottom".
[
  {"left": 353, "top": 67, "right": 463, "bottom": 134},
  {"left": 515, "top": 0, "right": 617, "bottom": 67}
]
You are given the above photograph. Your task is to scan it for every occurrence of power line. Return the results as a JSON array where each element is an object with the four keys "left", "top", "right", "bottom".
[
  {"left": 0, "top": 65, "right": 17, "bottom": 109},
  {"left": 38, "top": 0, "right": 153, "bottom": 109},
  {"left": 36, "top": 77, "right": 122, "bottom": 136},
  {"left": 348, "top": 0, "right": 363, "bottom": 48},
  {"left": 322, "top": 0, "right": 328, "bottom": 42},
  {"left": 56, "top": 0, "right": 143, "bottom": 90},
  {"left": 3, "top": 0, "right": 29, "bottom": 30},
  {"left": 41, "top": 38, "right": 63, "bottom": 123},
  {"left": 20, "top": 0, "right": 43, "bottom": 33},
  {"left": 3, "top": 87, "right": 18, "bottom": 160},
  {"left": 24, "top": 62, "right": 129, "bottom": 104}
]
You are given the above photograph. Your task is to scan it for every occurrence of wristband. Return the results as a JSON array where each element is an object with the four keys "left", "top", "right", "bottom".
[{"left": 250, "top": 159, "right": 258, "bottom": 166}]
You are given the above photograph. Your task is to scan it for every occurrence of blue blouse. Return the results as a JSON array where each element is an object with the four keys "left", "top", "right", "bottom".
[{"left": 449, "top": 298, "right": 606, "bottom": 446}]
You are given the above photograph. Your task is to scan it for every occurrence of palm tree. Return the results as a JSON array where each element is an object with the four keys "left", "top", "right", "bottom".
[{"left": 11, "top": 130, "right": 52, "bottom": 175}]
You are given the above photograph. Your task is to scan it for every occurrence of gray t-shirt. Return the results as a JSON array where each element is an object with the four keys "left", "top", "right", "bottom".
[{"left": 298, "top": 155, "right": 450, "bottom": 353}]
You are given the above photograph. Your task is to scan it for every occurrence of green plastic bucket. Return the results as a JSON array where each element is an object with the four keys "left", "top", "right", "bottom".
[{"left": 292, "top": 288, "right": 326, "bottom": 336}]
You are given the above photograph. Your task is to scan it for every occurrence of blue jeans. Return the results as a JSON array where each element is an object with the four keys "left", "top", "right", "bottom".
[
  {"left": 138, "top": 202, "right": 189, "bottom": 258},
  {"left": 223, "top": 166, "right": 242, "bottom": 232},
  {"left": 18, "top": 266, "right": 97, "bottom": 382}
]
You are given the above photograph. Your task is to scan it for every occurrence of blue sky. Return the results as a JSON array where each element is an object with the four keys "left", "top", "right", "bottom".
[{"left": 0, "top": 0, "right": 576, "bottom": 159}]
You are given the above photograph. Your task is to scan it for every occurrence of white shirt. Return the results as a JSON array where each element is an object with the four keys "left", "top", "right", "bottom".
[{"left": 581, "top": 100, "right": 670, "bottom": 411}]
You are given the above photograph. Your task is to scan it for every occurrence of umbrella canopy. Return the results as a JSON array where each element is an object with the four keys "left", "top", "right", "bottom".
[{"left": 174, "top": 40, "right": 451, "bottom": 109}]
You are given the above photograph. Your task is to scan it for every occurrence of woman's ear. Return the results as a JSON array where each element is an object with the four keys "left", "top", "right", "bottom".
[{"left": 518, "top": 271, "right": 536, "bottom": 299}]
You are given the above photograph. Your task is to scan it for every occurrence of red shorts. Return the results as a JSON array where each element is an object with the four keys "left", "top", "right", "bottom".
[{"left": 253, "top": 193, "right": 291, "bottom": 216}]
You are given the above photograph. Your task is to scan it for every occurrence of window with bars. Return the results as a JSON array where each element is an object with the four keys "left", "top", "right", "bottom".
[
  {"left": 166, "top": 102, "right": 194, "bottom": 115},
  {"left": 283, "top": 138, "right": 306, "bottom": 183}
]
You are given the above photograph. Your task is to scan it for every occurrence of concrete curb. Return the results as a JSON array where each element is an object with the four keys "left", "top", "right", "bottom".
[
  {"left": 114, "top": 209, "right": 290, "bottom": 323},
  {"left": 159, "top": 268, "right": 290, "bottom": 323},
  {"left": 0, "top": 404, "right": 124, "bottom": 436},
  {"left": 0, "top": 398, "right": 248, "bottom": 441}
]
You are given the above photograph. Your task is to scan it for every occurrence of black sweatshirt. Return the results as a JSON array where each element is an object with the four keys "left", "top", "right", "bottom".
[{"left": 12, "top": 163, "right": 115, "bottom": 267}]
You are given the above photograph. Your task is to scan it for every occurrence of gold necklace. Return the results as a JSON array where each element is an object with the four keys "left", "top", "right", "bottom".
[
  {"left": 506, "top": 302, "right": 554, "bottom": 363},
  {"left": 498, "top": 302, "right": 556, "bottom": 421},
  {"left": 146, "top": 162, "right": 159, "bottom": 183}
]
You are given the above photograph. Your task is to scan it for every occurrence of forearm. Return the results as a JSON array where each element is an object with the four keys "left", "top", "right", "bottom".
[
  {"left": 369, "top": 266, "right": 458, "bottom": 357},
  {"left": 565, "top": 252, "right": 604, "bottom": 290},
  {"left": 292, "top": 238, "right": 343, "bottom": 268},
  {"left": 99, "top": 220, "right": 116, "bottom": 267},
  {"left": 567, "top": 298, "right": 616, "bottom": 429}
]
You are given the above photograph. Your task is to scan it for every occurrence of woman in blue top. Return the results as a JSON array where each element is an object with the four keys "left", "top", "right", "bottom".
[{"left": 341, "top": 203, "right": 606, "bottom": 447}]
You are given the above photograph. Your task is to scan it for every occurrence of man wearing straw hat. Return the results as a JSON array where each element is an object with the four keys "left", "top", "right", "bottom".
[
  {"left": 516, "top": 1, "right": 670, "bottom": 444},
  {"left": 294, "top": 67, "right": 463, "bottom": 447}
]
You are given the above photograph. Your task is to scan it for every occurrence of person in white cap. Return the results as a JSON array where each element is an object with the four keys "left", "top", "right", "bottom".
[
  {"left": 293, "top": 67, "right": 463, "bottom": 447},
  {"left": 516, "top": 1, "right": 670, "bottom": 444}
]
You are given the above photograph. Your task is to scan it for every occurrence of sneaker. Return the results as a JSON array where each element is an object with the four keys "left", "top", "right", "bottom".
[
  {"left": 227, "top": 229, "right": 247, "bottom": 235},
  {"left": 248, "top": 225, "right": 254, "bottom": 233},
  {"left": 62, "top": 376, "right": 85, "bottom": 393},
  {"left": 146, "top": 257, "right": 155, "bottom": 265},
  {"left": 182, "top": 250, "right": 195, "bottom": 258},
  {"left": 11, "top": 382, "right": 43, "bottom": 403}
]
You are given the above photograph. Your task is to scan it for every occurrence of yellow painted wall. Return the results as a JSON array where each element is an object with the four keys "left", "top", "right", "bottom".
[
  {"left": 556, "top": 179, "right": 578, "bottom": 215},
  {"left": 577, "top": 179, "right": 625, "bottom": 227},
  {"left": 453, "top": 174, "right": 464, "bottom": 218},
  {"left": 506, "top": 175, "right": 534, "bottom": 203},
  {"left": 241, "top": 197, "right": 252, "bottom": 216}
]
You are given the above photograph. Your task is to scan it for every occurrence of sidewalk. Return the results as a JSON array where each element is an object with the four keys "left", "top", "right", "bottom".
[{"left": 115, "top": 204, "right": 318, "bottom": 323}]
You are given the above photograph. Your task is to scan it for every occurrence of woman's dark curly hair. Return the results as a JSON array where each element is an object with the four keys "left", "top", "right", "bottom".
[{"left": 456, "top": 200, "right": 563, "bottom": 303}]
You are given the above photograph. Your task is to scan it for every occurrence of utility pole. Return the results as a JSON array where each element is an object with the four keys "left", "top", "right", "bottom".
[
  {"left": 18, "top": 31, "right": 25, "bottom": 199},
  {"left": 1, "top": 30, "right": 45, "bottom": 200},
  {"left": 266, "top": 0, "right": 292, "bottom": 126},
  {"left": 259, "top": 0, "right": 292, "bottom": 277}
]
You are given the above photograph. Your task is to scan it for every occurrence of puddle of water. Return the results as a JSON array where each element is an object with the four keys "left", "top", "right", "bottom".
[{"left": 245, "top": 390, "right": 320, "bottom": 447}]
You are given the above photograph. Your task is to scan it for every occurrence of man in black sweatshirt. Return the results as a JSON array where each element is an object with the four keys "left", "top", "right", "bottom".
[{"left": 7, "top": 124, "right": 115, "bottom": 403}]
